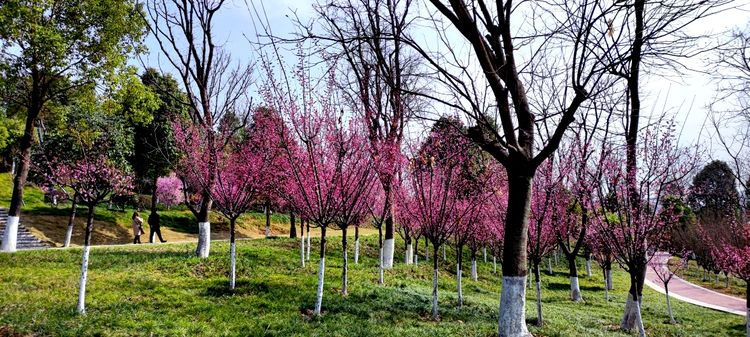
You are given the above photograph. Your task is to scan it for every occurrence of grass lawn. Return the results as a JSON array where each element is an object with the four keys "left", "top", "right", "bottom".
[{"left": 0, "top": 235, "right": 746, "bottom": 337}]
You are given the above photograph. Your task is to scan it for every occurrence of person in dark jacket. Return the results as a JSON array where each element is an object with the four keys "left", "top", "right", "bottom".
[{"left": 148, "top": 211, "right": 167, "bottom": 243}]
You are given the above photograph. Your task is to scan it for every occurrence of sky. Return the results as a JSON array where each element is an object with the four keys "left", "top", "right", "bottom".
[{"left": 137, "top": 0, "right": 750, "bottom": 161}]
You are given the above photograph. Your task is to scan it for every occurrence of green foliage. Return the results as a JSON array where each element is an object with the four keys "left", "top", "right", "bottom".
[
  {"left": 0, "top": 236, "right": 744, "bottom": 336},
  {"left": 0, "top": 113, "right": 23, "bottom": 154},
  {"left": 130, "top": 68, "right": 188, "bottom": 193},
  {"left": 0, "top": 0, "right": 147, "bottom": 83},
  {"left": 688, "top": 160, "right": 740, "bottom": 219}
]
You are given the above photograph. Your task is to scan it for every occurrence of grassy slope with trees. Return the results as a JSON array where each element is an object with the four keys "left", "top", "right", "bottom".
[
  {"left": 0, "top": 173, "right": 314, "bottom": 246},
  {"left": 0, "top": 236, "right": 746, "bottom": 337}
]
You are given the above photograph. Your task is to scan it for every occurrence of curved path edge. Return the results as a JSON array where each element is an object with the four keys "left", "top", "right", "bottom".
[{"left": 645, "top": 252, "right": 746, "bottom": 317}]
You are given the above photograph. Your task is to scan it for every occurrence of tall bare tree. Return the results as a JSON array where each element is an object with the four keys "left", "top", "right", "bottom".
[
  {"left": 146, "top": 0, "right": 253, "bottom": 258},
  {"left": 389, "top": 2, "right": 624, "bottom": 335},
  {"left": 604, "top": 0, "right": 731, "bottom": 333}
]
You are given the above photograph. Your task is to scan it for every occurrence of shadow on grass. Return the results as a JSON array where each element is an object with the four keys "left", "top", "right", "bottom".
[
  {"left": 547, "top": 281, "right": 603, "bottom": 292},
  {"left": 159, "top": 213, "right": 199, "bottom": 234}
]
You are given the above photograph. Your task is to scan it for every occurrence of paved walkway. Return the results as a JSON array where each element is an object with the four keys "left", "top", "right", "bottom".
[{"left": 645, "top": 252, "right": 746, "bottom": 316}]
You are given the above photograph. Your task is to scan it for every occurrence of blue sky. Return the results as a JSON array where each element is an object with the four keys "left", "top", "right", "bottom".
[{"left": 136, "top": 0, "right": 750, "bottom": 157}]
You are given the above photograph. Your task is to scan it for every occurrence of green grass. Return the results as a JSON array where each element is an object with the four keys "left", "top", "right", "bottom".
[{"left": 0, "top": 235, "right": 745, "bottom": 337}]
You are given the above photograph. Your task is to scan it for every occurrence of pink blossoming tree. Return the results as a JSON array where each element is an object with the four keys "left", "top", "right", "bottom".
[{"left": 48, "top": 153, "right": 132, "bottom": 314}]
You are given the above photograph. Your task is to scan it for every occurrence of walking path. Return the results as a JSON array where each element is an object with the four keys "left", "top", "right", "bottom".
[{"left": 644, "top": 252, "right": 746, "bottom": 316}]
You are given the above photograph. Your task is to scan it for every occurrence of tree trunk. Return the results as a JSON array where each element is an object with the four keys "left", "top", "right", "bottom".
[
  {"left": 264, "top": 200, "right": 271, "bottom": 238},
  {"left": 457, "top": 245, "right": 463, "bottom": 307},
  {"left": 341, "top": 226, "right": 348, "bottom": 296},
  {"left": 603, "top": 268, "right": 610, "bottom": 301},
  {"left": 300, "top": 223, "right": 306, "bottom": 268},
  {"left": 547, "top": 258, "right": 553, "bottom": 275},
  {"left": 431, "top": 243, "right": 440, "bottom": 320},
  {"left": 378, "top": 225, "right": 384, "bottom": 285},
  {"left": 498, "top": 172, "right": 533, "bottom": 337},
  {"left": 290, "top": 211, "right": 297, "bottom": 238},
  {"left": 483, "top": 247, "right": 487, "bottom": 263},
  {"left": 313, "top": 226, "right": 327, "bottom": 316},
  {"left": 585, "top": 257, "right": 592, "bottom": 278},
  {"left": 425, "top": 237, "right": 430, "bottom": 261},
  {"left": 195, "top": 196, "right": 212, "bottom": 258},
  {"left": 442, "top": 244, "right": 446, "bottom": 261},
  {"left": 606, "top": 265, "right": 614, "bottom": 290},
  {"left": 64, "top": 194, "right": 79, "bottom": 248},
  {"left": 493, "top": 255, "right": 497, "bottom": 274},
  {"left": 306, "top": 221, "right": 311, "bottom": 261},
  {"left": 665, "top": 283, "right": 675, "bottom": 324},
  {"left": 77, "top": 205, "right": 95, "bottom": 314},
  {"left": 621, "top": 269, "right": 646, "bottom": 334},
  {"left": 354, "top": 225, "right": 360, "bottom": 264},
  {"left": 4, "top": 102, "right": 40, "bottom": 253},
  {"left": 229, "top": 217, "right": 237, "bottom": 290},
  {"left": 568, "top": 255, "right": 583, "bottom": 301},
  {"left": 383, "top": 215, "right": 395, "bottom": 269},
  {"left": 471, "top": 249, "right": 478, "bottom": 281},
  {"left": 414, "top": 243, "right": 419, "bottom": 265},
  {"left": 534, "top": 261, "right": 543, "bottom": 327},
  {"left": 405, "top": 236, "right": 413, "bottom": 265}
]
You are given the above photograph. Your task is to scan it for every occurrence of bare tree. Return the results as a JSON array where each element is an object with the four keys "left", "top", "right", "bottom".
[
  {"left": 604, "top": 0, "right": 732, "bottom": 332},
  {"left": 145, "top": 0, "right": 253, "bottom": 258},
  {"left": 385, "top": 2, "right": 625, "bottom": 335}
]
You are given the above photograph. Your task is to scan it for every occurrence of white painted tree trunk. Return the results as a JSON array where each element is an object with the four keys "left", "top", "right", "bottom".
[
  {"left": 354, "top": 238, "right": 360, "bottom": 264},
  {"left": 431, "top": 268, "right": 439, "bottom": 320},
  {"left": 471, "top": 257, "right": 478, "bottom": 281},
  {"left": 196, "top": 222, "right": 210, "bottom": 258},
  {"left": 570, "top": 276, "right": 583, "bottom": 302},
  {"left": 1, "top": 216, "right": 19, "bottom": 252},
  {"left": 442, "top": 245, "right": 446, "bottom": 260},
  {"left": 498, "top": 276, "right": 531, "bottom": 337},
  {"left": 341, "top": 248, "right": 348, "bottom": 295},
  {"left": 547, "top": 258, "right": 553, "bottom": 275},
  {"left": 300, "top": 236, "right": 306, "bottom": 268},
  {"left": 604, "top": 279, "right": 610, "bottom": 301},
  {"left": 586, "top": 259, "right": 592, "bottom": 277},
  {"left": 456, "top": 264, "right": 463, "bottom": 307},
  {"left": 414, "top": 250, "right": 419, "bottom": 265},
  {"left": 621, "top": 294, "right": 645, "bottom": 333},
  {"left": 636, "top": 300, "right": 646, "bottom": 337},
  {"left": 314, "top": 257, "right": 325, "bottom": 315},
  {"left": 378, "top": 247, "right": 384, "bottom": 285},
  {"left": 493, "top": 256, "right": 497, "bottom": 274},
  {"left": 535, "top": 279, "right": 543, "bottom": 327},
  {"left": 306, "top": 232, "right": 311, "bottom": 261},
  {"left": 483, "top": 247, "right": 487, "bottom": 263},
  {"left": 230, "top": 242, "right": 236, "bottom": 290},
  {"left": 383, "top": 238, "right": 395, "bottom": 269},
  {"left": 665, "top": 287, "right": 675, "bottom": 324},
  {"left": 76, "top": 245, "right": 91, "bottom": 314},
  {"left": 64, "top": 223, "right": 74, "bottom": 248},
  {"left": 606, "top": 269, "right": 614, "bottom": 290},
  {"left": 405, "top": 243, "right": 413, "bottom": 265}
]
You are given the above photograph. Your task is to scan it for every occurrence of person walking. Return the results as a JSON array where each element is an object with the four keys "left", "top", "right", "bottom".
[
  {"left": 148, "top": 211, "right": 167, "bottom": 243},
  {"left": 132, "top": 211, "right": 144, "bottom": 244}
]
